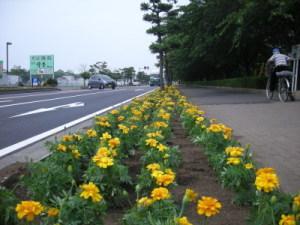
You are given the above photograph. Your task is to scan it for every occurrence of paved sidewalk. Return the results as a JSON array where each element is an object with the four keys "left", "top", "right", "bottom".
[{"left": 180, "top": 87, "right": 300, "bottom": 194}]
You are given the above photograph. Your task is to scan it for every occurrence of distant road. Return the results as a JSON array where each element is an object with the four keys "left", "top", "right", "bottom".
[{"left": 0, "top": 86, "right": 155, "bottom": 156}]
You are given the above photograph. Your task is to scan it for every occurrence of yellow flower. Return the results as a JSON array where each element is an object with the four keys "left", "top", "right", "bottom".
[
  {"left": 118, "top": 115, "right": 125, "bottom": 122},
  {"left": 293, "top": 195, "right": 300, "bottom": 207},
  {"left": 130, "top": 125, "right": 138, "bottom": 130},
  {"left": 197, "top": 196, "right": 222, "bottom": 217},
  {"left": 110, "top": 109, "right": 119, "bottom": 115},
  {"left": 118, "top": 124, "right": 130, "bottom": 134},
  {"left": 225, "top": 147, "right": 244, "bottom": 157},
  {"left": 195, "top": 116, "right": 205, "bottom": 124},
  {"left": 137, "top": 197, "right": 154, "bottom": 207},
  {"left": 176, "top": 216, "right": 193, "bottom": 225},
  {"left": 71, "top": 149, "right": 81, "bottom": 159},
  {"left": 108, "top": 137, "right": 120, "bottom": 148},
  {"left": 132, "top": 109, "right": 142, "bottom": 116},
  {"left": 80, "top": 182, "right": 103, "bottom": 202},
  {"left": 152, "top": 121, "right": 168, "bottom": 128},
  {"left": 145, "top": 138, "right": 158, "bottom": 147},
  {"left": 15, "top": 201, "right": 44, "bottom": 222},
  {"left": 147, "top": 131, "right": 163, "bottom": 138},
  {"left": 255, "top": 172, "right": 279, "bottom": 192},
  {"left": 156, "top": 143, "right": 168, "bottom": 152},
  {"left": 96, "top": 147, "right": 110, "bottom": 157},
  {"left": 207, "top": 124, "right": 222, "bottom": 133},
  {"left": 86, "top": 129, "right": 97, "bottom": 138},
  {"left": 151, "top": 187, "right": 170, "bottom": 201},
  {"left": 57, "top": 144, "right": 67, "bottom": 152},
  {"left": 256, "top": 167, "right": 276, "bottom": 176},
  {"left": 184, "top": 189, "right": 198, "bottom": 202},
  {"left": 226, "top": 157, "right": 241, "bottom": 165},
  {"left": 147, "top": 163, "right": 161, "bottom": 171},
  {"left": 72, "top": 134, "right": 82, "bottom": 141},
  {"left": 92, "top": 155, "right": 114, "bottom": 168},
  {"left": 155, "top": 173, "right": 175, "bottom": 186},
  {"left": 62, "top": 135, "right": 73, "bottom": 142},
  {"left": 97, "top": 121, "right": 111, "bottom": 127},
  {"left": 101, "top": 132, "right": 112, "bottom": 140},
  {"left": 245, "top": 163, "right": 254, "bottom": 170},
  {"left": 47, "top": 208, "right": 59, "bottom": 217},
  {"left": 279, "top": 214, "right": 296, "bottom": 225}
]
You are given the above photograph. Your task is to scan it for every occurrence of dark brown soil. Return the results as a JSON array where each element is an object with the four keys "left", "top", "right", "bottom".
[
  {"left": 171, "top": 118, "right": 249, "bottom": 225},
  {"left": 0, "top": 119, "right": 249, "bottom": 225}
]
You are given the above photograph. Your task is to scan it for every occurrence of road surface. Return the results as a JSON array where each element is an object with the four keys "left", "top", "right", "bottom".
[{"left": 0, "top": 86, "right": 155, "bottom": 157}]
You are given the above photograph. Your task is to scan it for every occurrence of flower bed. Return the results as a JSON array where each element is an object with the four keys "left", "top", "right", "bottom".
[{"left": 0, "top": 86, "right": 299, "bottom": 225}]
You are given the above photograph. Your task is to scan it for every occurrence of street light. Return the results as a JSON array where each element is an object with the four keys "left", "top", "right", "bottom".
[{"left": 6, "top": 42, "right": 12, "bottom": 74}]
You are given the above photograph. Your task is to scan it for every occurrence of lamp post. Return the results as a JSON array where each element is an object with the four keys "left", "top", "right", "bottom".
[{"left": 6, "top": 42, "right": 12, "bottom": 74}]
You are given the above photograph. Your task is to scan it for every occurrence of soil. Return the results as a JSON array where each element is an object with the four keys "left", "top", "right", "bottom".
[{"left": 0, "top": 118, "right": 249, "bottom": 225}]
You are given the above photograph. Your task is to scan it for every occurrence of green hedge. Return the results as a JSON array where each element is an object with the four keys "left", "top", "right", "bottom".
[{"left": 186, "top": 76, "right": 267, "bottom": 89}]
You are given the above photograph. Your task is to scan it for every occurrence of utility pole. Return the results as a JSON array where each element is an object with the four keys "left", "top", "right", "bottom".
[{"left": 6, "top": 42, "right": 12, "bottom": 74}]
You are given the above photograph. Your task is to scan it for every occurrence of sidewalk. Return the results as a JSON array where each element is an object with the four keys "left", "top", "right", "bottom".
[{"left": 180, "top": 86, "right": 300, "bottom": 194}]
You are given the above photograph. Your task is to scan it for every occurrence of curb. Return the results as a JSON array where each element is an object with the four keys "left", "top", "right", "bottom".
[{"left": 0, "top": 87, "right": 60, "bottom": 95}]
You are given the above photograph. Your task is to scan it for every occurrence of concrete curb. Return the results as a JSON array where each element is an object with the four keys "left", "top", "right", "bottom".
[{"left": 0, "top": 87, "right": 60, "bottom": 95}]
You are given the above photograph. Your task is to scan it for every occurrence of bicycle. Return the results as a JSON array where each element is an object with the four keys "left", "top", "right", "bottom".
[{"left": 266, "top": 70, "right": 295, "bottom": 102}]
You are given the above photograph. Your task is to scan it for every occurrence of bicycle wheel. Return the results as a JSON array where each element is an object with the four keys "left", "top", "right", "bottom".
[
  {"left": 278, "top": 78, "right": 289, "bottom": 102},
  {"left": 266, "top": 78, "right": 274, "bottom": 100}
]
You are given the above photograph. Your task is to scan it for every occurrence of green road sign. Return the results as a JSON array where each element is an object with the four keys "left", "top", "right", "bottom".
[
  {"left": 0, "top": 60, "right": 3, "bottom": 78},
  {"left": 30, "top": 55, "right": 54, "bottom": 75}
]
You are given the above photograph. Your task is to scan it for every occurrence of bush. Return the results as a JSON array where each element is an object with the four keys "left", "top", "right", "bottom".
[
  {"left": 186, "top": 76, "right": 267, "bottom": 89},
  {"left": 44, "top": 78, "right": 58, "bottom": 87}
]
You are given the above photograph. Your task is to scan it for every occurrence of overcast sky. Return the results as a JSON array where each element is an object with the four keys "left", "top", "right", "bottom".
[{"left": 0, "top": 0, "right": 189, "bottom": 73}]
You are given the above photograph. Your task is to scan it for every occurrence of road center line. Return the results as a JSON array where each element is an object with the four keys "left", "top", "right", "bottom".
[
  {"left": 0, "top": 89, "right": 126, "bottom": 109},
  {"left": 0, "top": 88, "right": 156, "bottom": 158}
]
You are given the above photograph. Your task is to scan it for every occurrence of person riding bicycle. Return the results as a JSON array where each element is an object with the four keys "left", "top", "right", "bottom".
[{"left": 266, "top": 48, "right": 291, "bottom": 91}]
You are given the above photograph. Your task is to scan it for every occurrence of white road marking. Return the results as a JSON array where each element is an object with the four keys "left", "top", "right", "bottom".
[
  {"left": 0, "top": 89, "right": 91, "bottom": 100},
  {"left": 10, "top": 102, "right": 85, "bottom": 118},
  {"left": 0, "top": 88, "right": 156, "bottom": 158},
  {"left": 0, "top": 100, "right": 12, "bottom": 103},
  {"left": 0, "top": 89, "right": 126, "bottom": 109},
  {"left": 134, "top": 88, "right": 144, "bottom": 92}
]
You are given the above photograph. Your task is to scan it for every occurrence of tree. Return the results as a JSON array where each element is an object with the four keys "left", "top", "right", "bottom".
[
  {"left": 137, "top": 71, "right": 150, "bottom": 84},
  {"left": 89, "top": 61, "right": 111, "bottom": 75},
  {"left": 141, "top": 0, "right": 177, "bottom": 88},
  {"left": 10, "top": 66, "right": 30, "bottom": 82},
  {"left": 122, "top": 67, "right": 135, "bottom": 84},
  {"left": 80, "top": 71, "right": 91, "bottom": 88},
  {"left": 54, "top": 69, "right": 65, "bottom": 78}
]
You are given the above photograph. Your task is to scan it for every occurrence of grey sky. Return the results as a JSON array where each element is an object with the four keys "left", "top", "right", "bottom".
[{"left": 0, "top": 0, "right": 189, "bottom": 73}]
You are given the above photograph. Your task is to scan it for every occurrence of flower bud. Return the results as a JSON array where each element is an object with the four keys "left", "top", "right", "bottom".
[
  {"left": 67, "top": 165, "right": 73, "bottom": 173},
  {"left": 270, "top": 195, "right": 277, "bottom": 204}
]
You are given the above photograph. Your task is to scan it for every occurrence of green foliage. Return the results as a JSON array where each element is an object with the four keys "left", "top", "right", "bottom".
[
  {"left": 44, "top": 78, "right": 58, "bottom": 87},
  {"left": 185, "top": 76, "right": 268, "bottom": 89},
  {"left": 123, "top": 200, "right": 177, "bottom": 225},
  {"left": 22, "top": 160, "right": 74, "bottom": 203},
  {"left": 0, "top": 186, "right": 18, "bottom": 225},
  {"left": 163, "top": 0, "right": 300, "bottom": 81},
  {"left": 43, "top": 192, "right": 106, "bottom": 225}
]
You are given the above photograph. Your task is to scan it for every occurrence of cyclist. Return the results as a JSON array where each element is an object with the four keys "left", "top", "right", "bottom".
[{"left": 266, "top": 48, "right": 291, "bottom": 91}]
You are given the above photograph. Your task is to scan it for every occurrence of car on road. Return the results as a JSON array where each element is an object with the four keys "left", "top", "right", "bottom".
[
  {"left": 88, "top": 74, "right": 117, "bottom": 89},
  {"left": 149, "top": 76, "right": 160, "bottom": 86}
]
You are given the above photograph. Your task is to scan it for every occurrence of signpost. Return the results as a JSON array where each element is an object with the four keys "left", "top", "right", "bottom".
[
  {"left": 30, "top": 55, "right": 54, "bottom": 85},
  {"left": 0, "top": 60, "right": 3, "bottom": 78},
  {"left": 291, "top": 45, "right": 300, "bottom": 91}
]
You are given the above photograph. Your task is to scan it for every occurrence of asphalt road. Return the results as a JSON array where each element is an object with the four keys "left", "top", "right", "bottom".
[
  {"left": 180, "top": 86, "right": 300, "bottom": 194},
  {"left": 0, "top": 86, "right": 155, "bottom": 153}
]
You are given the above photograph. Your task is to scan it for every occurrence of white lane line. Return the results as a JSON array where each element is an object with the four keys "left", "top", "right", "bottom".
[
  {"left": 10, "top": 102, "right": 85, "bottom": 118},
  {"left": 0, "top": 89, "right": 126, "bottom": 109},
  {"left": 0, "top": 89, "right": 156, "bottom": 158},
  {"left": 0, "top": 100, "right": 12, "bottom": 103},
  {"left": 0, "top": 89, "right": 91, "bottom": 100}
]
